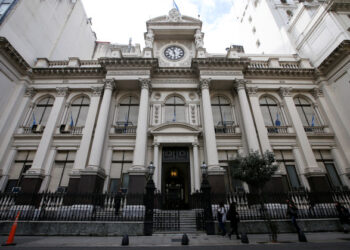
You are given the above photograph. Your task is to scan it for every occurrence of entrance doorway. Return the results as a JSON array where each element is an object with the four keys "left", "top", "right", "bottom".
[{"left": 162, "top": 147, "right": 190, "bottom": 209}]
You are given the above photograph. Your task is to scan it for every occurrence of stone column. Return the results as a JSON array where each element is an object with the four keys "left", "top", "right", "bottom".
[
  {"left": 102, "top": 147, "right": 113, "bottom": 192},
  {"left": 80, "top": 80, "right": 115, "bottom": 194},
  {"left": 0, "top": 148, "right": 17, "bottom": 192},
  {"left": 280, "top": 87, "right": 326, "bottom": 191},
  {"left": 39, "top": 147, "right": 57, "bottom": 192},
  {"left": 192, "top": 142, "right": 201, "bottom": 191},
  {"left": 331, "top": 147, "right": 350, "bottom": 187},
  {"left": 247, "top": 86, "right": 272, "bottom": 153},
  {"left": 292, "top": 146, "right": 311, "bottom": 190},
  {"left": 0, "top": 87, "right": 35, "bottom": 169},
  {"left": 235, "top": 80, "right": 260, "bottom": 152},
  {"left": 153, "top": 142, "right": 160, "bottom": 190},
  {"left": 22, "top": 87, "right": 68, "bottom": 194},
  {"left": 199, "top": 78, "right": 225, "bottom": 193},
  {"left": 131, "top": 78, "right": 151, "bottom": 170},
  {"left": 72, "top": 87, "right": 103, "bottom": 172},
  {"left": 128, "top": 79, "right": 151, "bottom": 194}
]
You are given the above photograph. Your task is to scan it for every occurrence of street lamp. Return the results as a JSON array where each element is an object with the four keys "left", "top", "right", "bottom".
[
  {"left": 200, "top": 161, "right": 215, "bottom": 235},
  {"left": 148, "top": 161, "right": 155, "bottom": 179},
  {"left": 201, "top": 161, "right": 208, "bottom": 179},
  {"left": 144, "top": 161, "right": 156, "bottom": 236}
]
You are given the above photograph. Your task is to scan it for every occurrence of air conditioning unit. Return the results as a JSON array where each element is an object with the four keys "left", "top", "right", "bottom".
[{"left": 60, "top": 124, "right": 71, "bottom": 133}]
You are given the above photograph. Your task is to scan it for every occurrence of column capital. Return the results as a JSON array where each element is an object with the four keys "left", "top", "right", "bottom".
[
  {"left": 103, "top": 79, "right": 116, "bottom": 90},
  {"left": 24, "top": 87, "right": 36, "bottom": 98},
  {"left": 192, "top": 142, "right": 199, "bottom": 147},
  {"left": 279, "top": 87, "right": 293, "bottom": 98},
  {"left": 247, "top": 86, "right": 258, "bottom": 97},
  {"left": 234, "top": 79, "right": 248, "bottom": 91},
  {"left": 56, "top": 87, "right": 69, "bottom": 97},
  {"left": 139, "top": 78, "right": 151, "bottom": 90},
  {"left": 199, "top": 78, "right": 211, "bottom": 90},
  {"left": 153, "top": 142, "right": 160, "bottom": 147},
  {"left": 312, "top": 87, "right": 324, "bottom": 99},
  {"left": 91, "top": 86, "right": 103, "bottom": 97}
]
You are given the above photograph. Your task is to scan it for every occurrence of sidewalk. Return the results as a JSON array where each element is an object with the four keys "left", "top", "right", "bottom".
[{"left": 0, "top": 232, "right": 349, "bottom": 247}]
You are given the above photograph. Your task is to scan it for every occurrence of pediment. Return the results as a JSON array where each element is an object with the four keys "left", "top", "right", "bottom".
[
  {"left": 147, "top": 15, "right": 202, "bottom": 25},
  {"left": 150, "top": 122, "right": 201, "bottom": 134}
]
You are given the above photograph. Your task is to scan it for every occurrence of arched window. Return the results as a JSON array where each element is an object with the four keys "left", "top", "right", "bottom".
[
  {"left": 68, "top": 96, "right": 90, "bottom": 127},
  {"left": 116, "top": 96, "right": 139, "bottom": 125},
  {"left": 259, "top": 96, "right": 284, "bottom": 126},
  {"left": 294, "top": 97, "right": 319, "bottom": 127},
  {"left": 28, "top": 96, "right": 54, "bottom": 126},
  {"left": 211, "top": 96, "right": 233, "bottom": 125},
  {"left": 164, "top": 96, "right": 185, "bottom": 122}
]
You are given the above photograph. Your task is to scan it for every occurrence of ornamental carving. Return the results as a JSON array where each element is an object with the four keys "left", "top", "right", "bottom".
[
  {"left": 234, "top": 79, "right": 246, "bottom": 90},
  {"left": 56, "top": 87, "right": 69, "bottom": 97},
  {"left": 91, "top": 87, "right": 103, "bottom": 97},
  {"left": 167, "top": 8, "right": 182, "bottom": 22},
  {"left": 199, "top": 78, "right": 211, "bottom": 90},
  {"left": 279, "top": 87, "right": 293, "bottom": 97},
  {"left": 139, "top": 78, "right": 151, "bottom": 90},
  {"left": 190, "top": 104, "right": 197, "bottom": 125},
  {"left": 145, "top": 29, "right": 154, "bottom": 49},
  {"left": 200, "top": 70, "right": 243, "bottom": 76},
  {"left": 247, "top": 86, "right": 258, "bottom": 96},
  {"left": 194, "top": 29, "right": 204, "bottom": 49},
  {"left": 312, "top": 87, "right": 324, "bottom": 99},
  {"left": 103, "top": 79, "right": 116, "bottom": 90},
  {"left": 24, "top": 87, "right": 36, "bottom": 98},
  {"left": 107, "top": 70, "right": 150, "bottom": 76}
]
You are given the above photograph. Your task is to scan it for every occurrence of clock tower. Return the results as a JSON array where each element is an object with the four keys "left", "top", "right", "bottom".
[{"left": 143, "top": 8, "right": 206, "bottom": 67}]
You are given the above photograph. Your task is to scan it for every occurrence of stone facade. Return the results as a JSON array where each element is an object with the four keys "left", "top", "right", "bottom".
[{"left": 0, "top": 4, "right": 349, "bottom": 201}]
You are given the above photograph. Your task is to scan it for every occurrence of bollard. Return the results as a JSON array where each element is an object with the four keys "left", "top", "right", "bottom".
[
  {"left": 121, "top": 234, "right": 129, "bottom": 246},
  {"left": 2, "top": 211, "right": 20, "bottom": 246},
  {"left": 181, "top": 233, "right": 189, "bottom": 245},
  {"left": 241, "top": 232, "right": 249, "bottom": 244}
]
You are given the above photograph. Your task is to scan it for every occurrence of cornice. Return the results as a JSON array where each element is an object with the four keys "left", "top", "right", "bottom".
[
  {"left": 153, "top": 67, "right": 198, "bottom": 77},
  {"left": 245, "top": 68, "right": 316, "bottom": 78},
  {"left": 98, "top": 57, "right": 158, "bottom": 68},
  {"left": 318, "top": 40, "right": 350, "bottom": 75},
  {"left": 327, "top": 0, "right": 350, "bottom": 11},
  {"left": 192, "top": 57, "right": 251, "bottom": 69},
  {"left": 0, "top": 37, "right": 31, "bottom": 73}
]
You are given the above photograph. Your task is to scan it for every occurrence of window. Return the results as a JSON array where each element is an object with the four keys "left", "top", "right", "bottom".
[
  {"left": 164, "top": 96, "right": 185, "bottom": 122},
  {"left": 109, "top": 151, "right": 133, "bottom": 192},
  {"left": 116, "top": 96, "right": 139, "bottom": 126},
  {"left": 294, "top": 97, "right": 319, "bottom": 127},
  {"left": 6, "top": 151, "right": 36, "bottom": 192},
  {"left": 68, "top": 96, "right": 90, "bottom": 127},
  {"left": 48, "top": 151, "right": 76, "bottom": 192},
  {"left": 211, "top": 96, "right": 233, "bottom": 125},
  {"left": 259, "top": 96, "right": 283, "bottom": 127},
  {"left": 218, "top": 150, "right": 243, "bottom": 192},
  {"left": 0, "top": 0, "right": 16, "bottom": 22},
  {"left": 27, "top": 96, "right": 54, "bottom": 127},
  {"left": 314, "top": 150, "right": 342, "bottom": 189},
  {"left": 275, "top": 150, "right": 301, "bottom": 190}
]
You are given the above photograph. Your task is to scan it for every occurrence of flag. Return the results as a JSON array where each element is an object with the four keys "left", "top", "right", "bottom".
[
  {"left": 70, "top": 112, "right": 74, "bottom": 127},
  {"left": 275, "top": 113, "right": 281, "bottom": 126},
  {"left": 173, "top": 0, "right": 180, "bottom": 12},
  {"left": 31, "top": 112, "right": 36, "bottom": 128},
  {"left": 223, "top": 113, "right": 226, "bottom": 126},
  {"left": 124, "top": 113, "right": 128, "bottom": 126},
  {"left": 311, "top": 114, "right": 315, "bottom": 127}
]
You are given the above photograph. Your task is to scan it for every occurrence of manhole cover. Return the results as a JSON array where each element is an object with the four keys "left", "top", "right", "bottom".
[{"left": 171, "top": 239, "right": 182, "bottom": 242}]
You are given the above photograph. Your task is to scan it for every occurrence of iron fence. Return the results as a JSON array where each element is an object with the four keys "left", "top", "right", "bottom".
[{"left": 0, "top": 192, "right": 144, "bottom": 221}]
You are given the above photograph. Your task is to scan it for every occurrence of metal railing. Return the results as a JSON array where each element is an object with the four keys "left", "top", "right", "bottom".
[
  {"left": 214, "top": 125, "right": 236, "bottom": 134},
  {"left": 0, "top": 192, "right": 144, "bottom": 221},
  {"left": 59, "top": 126, "right": 84, "bottom": 135},
  {"left": 114, "top": 125, "right": 137, "bottom": 134},
  {"left": 211, "top": 190, "right": 350, "bottom": 221},
  {"left": 21, "top": 125, "right": 45, "bottom": 134},
  {"left": 266, "top": 126, "right": 289, "bottom": 134}
]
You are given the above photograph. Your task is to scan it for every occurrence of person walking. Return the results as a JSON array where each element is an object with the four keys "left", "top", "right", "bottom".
[
  {"left": 335, "top": 202, "right": 350, "bottom": 233},
  {"left": 286, "top": 199, "right": 300, "bottom": 232},
  {"left": 217, "top": 202, "right": 227, "bottom": 236},
  {"left": 227, "top": 202, "right": 240, "bottom": 239}
]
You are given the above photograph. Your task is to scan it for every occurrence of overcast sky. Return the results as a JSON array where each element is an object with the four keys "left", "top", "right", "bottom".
[{"left": 81, "top": 0, "right": 245, "bottom": 53}]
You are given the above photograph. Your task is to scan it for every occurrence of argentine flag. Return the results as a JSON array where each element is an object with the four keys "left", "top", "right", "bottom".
[
  {"left": 70, "top": 112, "right": 74, "bottom": 127},
  {"left": 32, "top": 112, "right": 36, "bottom": 128},
  {"left": 173, "top": 0, "right": 180, "bottom": 13}
]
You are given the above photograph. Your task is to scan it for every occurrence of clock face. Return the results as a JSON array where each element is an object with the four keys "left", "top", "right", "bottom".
[{"left": 164, "top": 46, "right": 184, "bottom": 60}]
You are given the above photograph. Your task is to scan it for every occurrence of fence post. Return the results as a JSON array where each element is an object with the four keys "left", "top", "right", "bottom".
[
  {"left": 201, "top": 179, "right": 214, "bottom": 235},
  {"left": 144, "top": 178, "right": 155, "bottom": 236}
]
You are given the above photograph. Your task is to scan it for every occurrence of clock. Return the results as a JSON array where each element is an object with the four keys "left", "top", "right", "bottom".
[{"left": 164, "top": 46, "right": 184, "bottom": 60}]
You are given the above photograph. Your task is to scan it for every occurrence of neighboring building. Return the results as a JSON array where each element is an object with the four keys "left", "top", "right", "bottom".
[{"left": 0, "top": 1, "right": 349, "bottom": 209}]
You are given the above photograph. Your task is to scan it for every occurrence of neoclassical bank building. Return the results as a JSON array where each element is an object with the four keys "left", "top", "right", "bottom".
[{"left": 1, "top": 6, "right": 350, "bottom": 204}]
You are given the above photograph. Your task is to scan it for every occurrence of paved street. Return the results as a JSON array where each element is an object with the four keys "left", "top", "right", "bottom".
[{"left": 0, "top": 232, "right": 349, "bottom": 249}]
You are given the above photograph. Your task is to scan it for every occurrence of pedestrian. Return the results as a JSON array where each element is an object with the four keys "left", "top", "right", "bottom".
[
  {"left": 217, "top": 202, "right": 227, "bottom": 236},
  {"left": 335, "top": 202, "right": 350, "bottom": 233},
  {"left": 227, "top": 202, "right": 240, "bottom": 239},
  {"left": 286, "top": 199, "right": 300, "bottom": 232}
]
